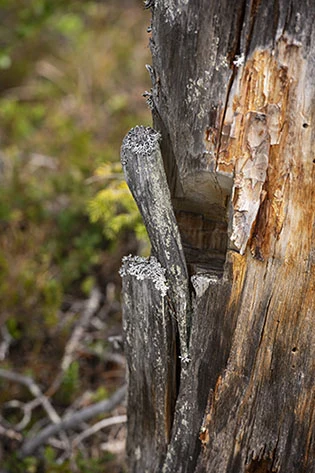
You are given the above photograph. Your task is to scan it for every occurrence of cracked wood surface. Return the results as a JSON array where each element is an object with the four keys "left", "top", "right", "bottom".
[
  {"left": 120, "top": 256, "right": 177, "bottom": 473},
  {"left": 121, "top": 126, "right": 191, "bottom": 359},
  {"left": 121, "top": 1, "right": 315, "bottom": 472}
]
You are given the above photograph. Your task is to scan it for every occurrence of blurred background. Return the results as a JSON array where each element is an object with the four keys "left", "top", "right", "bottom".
[{"left": 0, "top": 0, "right": 151, "bottom": 471}]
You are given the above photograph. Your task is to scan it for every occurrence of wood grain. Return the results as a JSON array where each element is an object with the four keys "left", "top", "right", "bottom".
[
  {"left": 121, "top": 126, "right": 191, "bottom": 360},
  {"left": 121, "top": 1, "right": 315, "bottom": 472}
]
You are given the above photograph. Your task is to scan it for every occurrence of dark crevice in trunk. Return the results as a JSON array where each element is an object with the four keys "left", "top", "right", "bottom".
[
  {"left": 245, "top": 458, "right": 275, "bottom": 473},
  {"left": 272, "top": 0, "right": 280, "bottom": 49},
  {"left": 245, "top": 0, "right": 263, "bottom": 56},
  {"left": 175, "top": 208, "right": 229, "bottom": 277},
  {"left": 227, "top": 0, "right": 247, "bottom": 65}
]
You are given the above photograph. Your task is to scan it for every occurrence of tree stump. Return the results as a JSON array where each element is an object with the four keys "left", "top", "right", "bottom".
[{"left": 120, "top": 1, "right": 315, "bottom": 472}]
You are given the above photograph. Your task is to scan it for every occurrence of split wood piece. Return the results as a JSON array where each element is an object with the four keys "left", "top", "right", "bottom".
[
  {"left": 120, "top": 255, "right": 177, "bottom": 473},
  {"left": 161, "top": 273, "right": 235, "bottom": 473},
  {"left": 121, "top": 126, "right": 191, "bottom": 360}
]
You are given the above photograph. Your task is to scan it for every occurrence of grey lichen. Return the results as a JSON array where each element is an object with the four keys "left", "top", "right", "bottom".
[
  {"left": 145, "top": 64, "right": 156, "bottom": 86},
  {"left": 144, "top": 0, "right": 154, "bottom": 9},
  {"left": 119, "top": 255, "right": 168, "bottom": 297},
  {"left": 121, "top": 126, "right": 161, "bottom": 166},
  {"left": 158, "top": 0, "right": 188, "bottom": 24},
  {"left": 121, "top": 125, "right": 191, "bottom": 359},
  {"left": 143, "top": 90, "right": 155, "bottom": 110}
]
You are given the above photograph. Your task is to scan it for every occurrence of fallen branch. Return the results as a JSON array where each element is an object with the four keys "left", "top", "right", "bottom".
[
  {"left": 46, "top": 287, "right": 102, "bottom": 397},
  {"left": 72, "top": 414, "right": 127, "bottom": 448},
  {"left": 0, "top": 368, "right": 61, "bottom": 425},
  {"left": 20, "top": 384, "right": 127, "bottom": 457},
  {"left": 1, "top": 398, "right": 38, "bottom": 431},
  {"left": 0, "top": 325, "right": 13, "bottom": 361},
  {"left": 0, "top": 423, "right": 22, "bottom": 442}
]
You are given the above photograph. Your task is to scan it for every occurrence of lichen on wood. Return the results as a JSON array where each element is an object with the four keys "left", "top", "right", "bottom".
[
  {"left": 121, "top": 1, "right": 315, "bottom": 472},
  {"left": 119, "top": 255, "right": 168, "bottom": 297},
  {"left": 121, "top": 255, "right": 177, "bottom": 473},
  {"left": 121, "top": 125, "right": 191, "bottom": 360}
]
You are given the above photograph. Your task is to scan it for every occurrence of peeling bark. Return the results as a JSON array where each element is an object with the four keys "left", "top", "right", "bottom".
[{"left": 121, "top": 1, "right": 315, "bottom": 472}]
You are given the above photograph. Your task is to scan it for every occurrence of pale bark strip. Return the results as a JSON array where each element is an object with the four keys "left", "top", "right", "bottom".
[
  {"left": 121, "top": 126, "right": 191, "bottom": 360},
  {"left": 46, "top": 287, "right": 102, "bottom": 397}
]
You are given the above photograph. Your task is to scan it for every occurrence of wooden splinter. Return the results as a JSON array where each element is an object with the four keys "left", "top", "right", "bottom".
[{"left": 121, "top": 126, "right": 191, "bottom": 361}]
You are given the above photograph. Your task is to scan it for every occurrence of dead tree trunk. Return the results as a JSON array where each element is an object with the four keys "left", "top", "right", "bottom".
[{"left": 120, "top": 1, "right": 315, "bottom": 472}]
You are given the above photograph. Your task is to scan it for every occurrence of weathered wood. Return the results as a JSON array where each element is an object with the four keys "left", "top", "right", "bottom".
[
  {"left": 161, "top": 268, "right": 236, "bottom": 473},
  {"left": 120, "top": 255, "right": 177, "bottom": 472},
  {"left": 121, "top": 126, "right": 191, "bottom": 360},
  {"left": 121, "top": 1, "right": 315, "bottom": 472}
]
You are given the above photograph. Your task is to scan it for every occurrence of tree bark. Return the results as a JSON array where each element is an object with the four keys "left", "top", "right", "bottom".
[{"left": 121, "top": 1, "right": 315, "bottom": 472}]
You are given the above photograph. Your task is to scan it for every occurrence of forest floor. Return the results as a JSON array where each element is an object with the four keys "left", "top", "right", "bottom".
[{"left": 0, "top": 1, "right": 151, "bottom": 471}]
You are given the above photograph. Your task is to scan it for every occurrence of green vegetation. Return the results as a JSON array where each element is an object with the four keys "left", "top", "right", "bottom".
[
  {"left": 4, "top": 450, "right": 118, "bottom": 473},
  {"left": 0, "top": 1, "right": 151, "bottom": 470}
]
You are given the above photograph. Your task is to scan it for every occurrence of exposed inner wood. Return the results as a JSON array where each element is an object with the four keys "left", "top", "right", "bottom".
[
  {"left": 175, "top": 209, "right": 228, "bottom": 275},
  {"left": 172, "top": 169, "right": 233, "bottom": 275},
  {"left": 168, "top": 38, "right": 310, "bottom": 275},
  {"left": 121, "top": 1, "right": 315, "bottom": 472}
]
